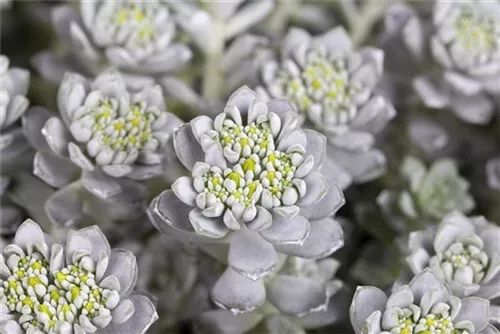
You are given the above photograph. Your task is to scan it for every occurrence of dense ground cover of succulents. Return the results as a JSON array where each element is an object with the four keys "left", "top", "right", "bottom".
[{"left": 1, "top": 1, "right": 499, "bottom": 333}]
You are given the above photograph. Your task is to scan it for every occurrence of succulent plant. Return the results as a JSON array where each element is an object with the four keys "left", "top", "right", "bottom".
[
  {"left": 381, "top": 0, "right": 500, "bottom": 125},
  {"left": 256, "top": 27, "right": 396, "bottom": 186},
  {"left": 407, "top": 211, "right": 500, "bottom": 301},
  {"left": 23, "top": 70, "right": 182, "bottom": 227},
  {"left": 378, "top": 156, "right": 475, "bottom": 228},
  {"left": 149, "top": 86, "right": 345, "bottom": 314},
  {"left": 350, "top": 269, "right": 496, "bottom": 334},
  {"left": 0, "top": 219, "right": 157, "bottom": 333},
  {"left": 5, "top": 1, "right": 500, "bottom": 333},
  {"left": 33, "top": 0, "right": 192, "bottom": 91}
]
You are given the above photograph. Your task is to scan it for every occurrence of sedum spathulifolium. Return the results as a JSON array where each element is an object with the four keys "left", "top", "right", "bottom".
[
  {"left": 350, "top": 269, "right": 496, "bottom": 334},
  {"left": 33, "top": 0, "right": 192, "bottom": 91},
  {"left": 148, "top": 86, "right": 345, "bottom": 314},
  {"left": 377, "top": 156, "right": 475, "bottom": 229},
  {"left": 407, "top": 211, "right": 500, "bottom": 300},
  {"left": 0, "top": 219, "right": 157, "bottom": 334},
  {"left": 23, "top": 70, "right": 182, "bottom": 227},
  {"left": 381, "top": 0, "right": 500, "bottom": 125},
  {"left": 256, "top": 27, "right": 396, "bottom": 187}
]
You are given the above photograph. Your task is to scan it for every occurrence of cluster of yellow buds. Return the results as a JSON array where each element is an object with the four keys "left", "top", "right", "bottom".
[
  {"left": 1, "top": 250, "right": 119, "bottom": 333},
  {"left": 389, "top": 306, "right": 460, "bottom": 334},
  {"left": 71, "top": 94, "right": 166, "bottom": 166}
]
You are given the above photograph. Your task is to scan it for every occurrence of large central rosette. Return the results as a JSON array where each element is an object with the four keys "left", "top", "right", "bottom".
[
  {"left": 179, "top": 95, "right": 325, "bottom": 230},
  {"left": 149, "top": 87, "right": 345, "bottom": 313}
]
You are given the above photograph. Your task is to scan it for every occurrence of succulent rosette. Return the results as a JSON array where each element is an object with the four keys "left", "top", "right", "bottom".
[
  {"left": 406, "top": 212, "right": 500, "bottom": 302},
  {"left": 148, "top": 86, "right": 345, "bottom": 313},
  {"left": 350, "top": 269, "right": 497, "bottom": 334},
  {"left": 257, "top": 27, "right": 396, "bottom": 187},
  {"left": 378, "top": 156, "right": 475, "bottom": 227},
  {"left": 23, "top": 70, "right": 182, "bottom": 226},
  {"left": 0, "top": 219, "right": 157, "bottom": 333},
  {"left": 381, "top": 0, "right": 500, "bottom": 125},
  {"left": 197, "top": 257, "right": 348, "bottom": 333},
  {"left": 33, "top": 0, "right": 192, "bottom": 91}
]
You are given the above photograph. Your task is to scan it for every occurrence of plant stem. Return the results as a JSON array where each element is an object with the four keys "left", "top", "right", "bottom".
[
  {"left": 201, "top": 20, "right": 225, "bottom": 99},
  {"left": 354, "top": 0, "right": 390, "bottom": 46},
  {"left": 337, "top": 0, "right": 389, "bottom": 47},
  {"left": 265, "top": 0, "right": 300, "bottom": 35},
  {"left": 337, "top": 0, "right": 358, "bottom": 29}
]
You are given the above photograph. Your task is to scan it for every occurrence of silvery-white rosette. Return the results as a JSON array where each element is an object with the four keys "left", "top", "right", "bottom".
[
  {"left": 256, "top": 27, "right": 396, "bottom": 187},
  {"left": 381, "top": 0, "right": 500, "bottom": 125},
  {"left": 407, "top": 212, "right": 500, "bottom": 309},
  {"left": 33, "top": 0, "right": 192, "bottom": 92},
  {"left": 377, "top": 156, "right": 475, "bottom": 228},
  {"left": 149, "top": 86, "right": 345, "bottom": 314},
  {"left": 22, "top": 70, "right": 182, "bottom": 228},
  {"left": 350, "top": 269, "right": 497, "bottom": 334},
  {"left": 0, "top": 219, "right": 158, "bottom": 333}
]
